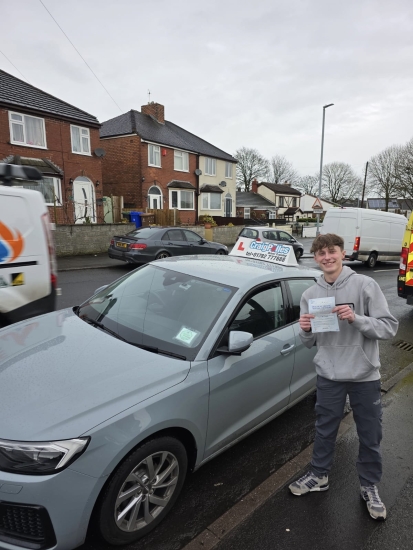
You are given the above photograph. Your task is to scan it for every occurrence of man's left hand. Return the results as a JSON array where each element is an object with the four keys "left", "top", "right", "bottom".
[{"left": 332, "top": 305, "right": 355, "bottom": 323}]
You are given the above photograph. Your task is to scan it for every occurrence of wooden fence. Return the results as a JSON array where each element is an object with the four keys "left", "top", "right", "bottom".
[{"left": 147, "top": 208, "right": 181, "bottom": 226}]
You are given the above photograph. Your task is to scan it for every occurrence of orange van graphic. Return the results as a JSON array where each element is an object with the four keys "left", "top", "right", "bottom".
[{"left": 0, "top": 222, "right": 24, "bottom": 263}]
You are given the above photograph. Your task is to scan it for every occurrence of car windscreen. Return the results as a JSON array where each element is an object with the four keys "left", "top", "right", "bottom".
[
  {"left": 77, "top": 265, "right": 237, "bottom": 361},
  {"left": 127, "top": 228, "right": 158, "bottom": 239}
]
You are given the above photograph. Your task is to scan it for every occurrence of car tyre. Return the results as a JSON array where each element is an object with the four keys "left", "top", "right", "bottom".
[
  {"left": 94, "top": 437, "right": 188, "bottom": 546},
  {"left": 365, "top": 252, "right": 377, "bottom": 268},
  {"left": 215, "top": 249, "right": 227, "bottom": 255},
  {"left": 295, "top": 249, "right": 303, "bottom": 261},
  {"left": 155, "top": 251, "right": 171, "bottom": 260}
]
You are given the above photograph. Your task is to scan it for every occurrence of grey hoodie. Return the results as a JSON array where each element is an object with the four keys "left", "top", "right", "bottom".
[{"left": 299, "top": 266, "right": 398, "bottom": 382}]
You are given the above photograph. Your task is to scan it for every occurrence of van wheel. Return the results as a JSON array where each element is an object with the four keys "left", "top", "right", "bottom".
[
  {"left": 365, "top": 253, "right": 377, "bottom": 268},
  {"left": 94, "top": 437, "right": 187, "bottom": 545}
]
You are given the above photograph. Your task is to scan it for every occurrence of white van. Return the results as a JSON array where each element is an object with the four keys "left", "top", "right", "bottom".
[
  {"left": 0, "top": 185, "right": 57, "bottom": 326},
  {"left": 321, "top": 207, "right": 407, "bottom": 268}
]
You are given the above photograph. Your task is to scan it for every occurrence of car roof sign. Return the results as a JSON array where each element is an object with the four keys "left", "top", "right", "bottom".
[{"left": 230, "top": 237, "right": 298, "bottom": 267}]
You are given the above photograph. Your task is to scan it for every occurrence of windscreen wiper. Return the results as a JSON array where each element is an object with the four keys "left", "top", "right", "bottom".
[{"left": 80, "top": 315, "right": 186, "bottom": 360}]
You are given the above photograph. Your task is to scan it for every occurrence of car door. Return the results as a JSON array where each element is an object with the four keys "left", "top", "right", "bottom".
[
  {"left": 183, "top": 230, "right": 212, "bottom": 254},
  {"left": 205, "top": 282, "right": 296, "bottom": 458},
  {"left": 284, "top": 278, "right": 318, "bottom": 403},
  {"left": 161, "top": 229, "right": 191, "bottom": 256}
]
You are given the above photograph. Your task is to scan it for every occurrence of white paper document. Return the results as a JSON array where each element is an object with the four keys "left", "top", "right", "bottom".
[{"left": 308, "top": 297, "right": 339, "bottom": 333}]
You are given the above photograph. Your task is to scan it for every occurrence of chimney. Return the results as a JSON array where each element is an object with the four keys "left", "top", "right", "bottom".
[
  {"left": 284, "top": 181, "right": 291, "bottom": 187},
  {"left": 252, "top": 179, "right": 258, "bottom": 193},
  {"left": 141, "top": 102, "right": 165, "bottom": 124}
]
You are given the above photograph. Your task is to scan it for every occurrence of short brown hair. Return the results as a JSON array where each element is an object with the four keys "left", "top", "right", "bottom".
[{"left": 310, "top": 233, "right": 344, "bottom": 254}]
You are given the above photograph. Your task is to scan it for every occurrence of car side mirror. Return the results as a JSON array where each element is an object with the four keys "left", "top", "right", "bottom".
[
  {"left": 200, "top": 238, "right": 206, "bottom": 244},
  {"left": 94, "top": 285, "right": 108, "bottom": 295},
  {"left": 217, "top": 331, "right": 253, "bottom": 355},
  {"left": 289, "top": 238, "right": 296, "bottom": 243}
]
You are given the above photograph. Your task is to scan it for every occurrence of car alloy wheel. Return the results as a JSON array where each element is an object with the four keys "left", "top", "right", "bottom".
[
  {"left": 156, "top": 252, "right": 170, "bottom": 260},
  {"left": 95, "top": 437, "right": 188, "bottom": 545}
]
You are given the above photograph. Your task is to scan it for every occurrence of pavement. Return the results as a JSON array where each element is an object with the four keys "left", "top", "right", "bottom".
[
  {"left": 185, "top": 365, "right": 413, "bottom": 550},
  {"left": 56, "top": 238, "right": 315, "bottom": 272}
]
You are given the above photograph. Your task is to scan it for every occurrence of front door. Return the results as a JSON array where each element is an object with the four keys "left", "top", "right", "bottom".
[
  {"left": 205, "top": 283, "right": 295, "bottom": 458},
  {"left": 73, "top": 177, "right": 96, "bottom": 224},
  {"left": 225, "top": 197, "right": 232, "bottom": 217}
]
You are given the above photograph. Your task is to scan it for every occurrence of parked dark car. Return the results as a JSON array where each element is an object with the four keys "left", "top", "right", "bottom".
[
  {"left": 108, "top": 227, "right": 228, "bottom": 264},
  {"left": 238, "top": 227, "right": 305, "bottom": 260}
]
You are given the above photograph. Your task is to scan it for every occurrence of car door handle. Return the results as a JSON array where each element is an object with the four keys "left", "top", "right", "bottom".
[{"left": 280, "top": 344, "right": 295, "bottom": 355}]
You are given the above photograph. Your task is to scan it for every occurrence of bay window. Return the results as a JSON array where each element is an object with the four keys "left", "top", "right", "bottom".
[
  {"left": 21, "top": 177, "right": 62, "bottom": 206},
  {"left": 201, "top": 193, "right": 221, "bottom": 210},
  {"left": 170, "top": 189, "right": 194, "bottom": 210}
]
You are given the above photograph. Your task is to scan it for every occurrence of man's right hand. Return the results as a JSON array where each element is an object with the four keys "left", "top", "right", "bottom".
[{"left": 299, "top": 313, "right": 315, "bottom": 332}]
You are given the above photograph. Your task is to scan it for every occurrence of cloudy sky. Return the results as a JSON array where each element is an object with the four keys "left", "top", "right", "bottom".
[{"left": 3, "top": 0, "right": 413, "bottom": 178}]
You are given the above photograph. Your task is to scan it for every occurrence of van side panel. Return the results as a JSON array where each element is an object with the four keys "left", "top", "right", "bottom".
[
  {"left": 321, "top": 210, "right": 357, "bottom": 255},
  {"left": 0, "top": 187, "right": 55, "bottom": 324}
]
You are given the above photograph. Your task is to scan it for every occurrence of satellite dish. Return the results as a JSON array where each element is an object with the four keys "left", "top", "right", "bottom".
[
  {"left": 194, "top": 168, "right": 202, "bottom": 176},
  {"left": 94, "top": 148, "right": 106, "bottom": 158}
]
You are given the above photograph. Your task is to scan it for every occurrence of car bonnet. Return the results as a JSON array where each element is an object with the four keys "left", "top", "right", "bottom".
[{"left": 0, "top": 310, "right": 190, "bottom": 441}]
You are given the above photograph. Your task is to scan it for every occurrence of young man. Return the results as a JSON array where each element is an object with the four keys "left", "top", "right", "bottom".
[{"left": 289, "top": 233, "right": 398, "bottom": 520}]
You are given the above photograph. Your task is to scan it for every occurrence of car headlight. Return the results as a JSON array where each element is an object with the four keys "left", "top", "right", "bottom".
[{"left": 0, "top": 438, "right": 90, "bottom": 475}]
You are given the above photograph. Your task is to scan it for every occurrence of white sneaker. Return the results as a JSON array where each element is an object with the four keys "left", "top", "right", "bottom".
[
  {"left": 289, "top": 471, "right": 329, "bottom": 496},
  {"left": 360, "top": 485, "right": 387, "bottom": 520}
]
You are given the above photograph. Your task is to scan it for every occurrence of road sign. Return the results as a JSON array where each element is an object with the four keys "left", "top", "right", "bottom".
[
  {"left": 313, "top": 208, "right": 324, "bottom": 214},
  {"left": 312, "top": 197, "right": 323, "bottom": 209}
]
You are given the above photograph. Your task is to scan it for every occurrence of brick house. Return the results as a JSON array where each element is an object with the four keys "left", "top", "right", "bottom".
[
  {"left": 0, "top": 70, "right": 103, "bottom": 224},
  {"left": 255, "top": 181, "right": 303, "bottom": 221},
  {"left": 100, "top": 103, "right": 237, "bottom": 225}
]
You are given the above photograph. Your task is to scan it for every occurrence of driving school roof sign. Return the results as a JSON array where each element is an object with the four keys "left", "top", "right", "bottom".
[{"left": 230, "top": 237, "right": 298, "bottom": 266}]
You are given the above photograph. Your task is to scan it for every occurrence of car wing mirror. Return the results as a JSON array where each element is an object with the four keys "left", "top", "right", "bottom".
[
  {"left": 94, "top": 284, "right": 108, "bottom": 295},
  {"left": 217, "top": 331, "right": 253, "bottom": 355}
]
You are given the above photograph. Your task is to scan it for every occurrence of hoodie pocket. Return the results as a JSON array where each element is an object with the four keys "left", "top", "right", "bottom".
[{"left": 313, "top": 345, "right": 377, "bottom": 380}]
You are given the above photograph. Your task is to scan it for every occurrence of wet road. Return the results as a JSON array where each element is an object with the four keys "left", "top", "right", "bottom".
[{"left": 55, "top": 260, "right": 413, "bottom": 550}]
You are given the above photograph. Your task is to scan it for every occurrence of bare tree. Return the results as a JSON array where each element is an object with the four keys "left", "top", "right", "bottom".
[
  {"left": 295, "top": 174, "right": 319, "bottom": 195},
  {"left": 368, "top": 145, "right": 402, "bottom": 211},
  {"left": 234, "top": 147, "right": 270, "bottom": 192},
  {"left": 394, "top": 138, "right": 413, "bottom": 211},
  {"left": 322, "top": 162, "right": 362, "bottom": 204},
  {"left": 268, "top": 155, "right": 299, "bottom": 185}
]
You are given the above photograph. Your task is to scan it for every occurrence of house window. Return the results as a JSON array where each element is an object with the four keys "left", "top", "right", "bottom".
[
  {"left": 170, "top": 189, "right": 194, "bottom": 210},
  {"left": 205, "top": 157, "right": 216, "bottom": 176},
  {"left": 201, "top": 193, "right": 221, "bottom": 210},
  {"left": 71, "top": 125, "right": 91, "bottom": 155},
  {"left": 21, "top": 177, "right": 61, "bottom": 206},
  {"left": 174, "top": 150, "right": 189, "bottom": 172},
  {"left": 9, "top": 111, "right": 46, "bottom": 148},
  {"left": 148, "top": 144, "right": 161, "bottom": 167},
  {"left": 225, "top": 162, "right": 233, "bottom": 178},
  {"left": 279, "top": 196, "right": 284, "bottom": 207},
  {"left": 269, "top": 211, "right": 276, "bottom": 219},
  {"left": 292, "top": 197, "right": 297, "bottom": 207},
  {"left": 244, "top": 207, "right": 251, "bottom": 219}
]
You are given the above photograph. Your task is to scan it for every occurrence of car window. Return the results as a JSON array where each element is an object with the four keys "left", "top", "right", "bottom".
[
  {"left": 287, "top": 279, "right": 317, "bottom": 321},
  {"left": 162, "top": 229, "right": 184, "bottom": 241},
  {"left": 240, "top": 228, "right": 259, "bottom": 239},
  {"left": 184, "top": 230, "right": 201, "bottom": 242},
  {"left": 128, "top": 228, "right": 156, "bottom": 239},
  {"left": 229, "top": 284, "right": 286, "bottom": 338},
  {"left": 277, "top": 231, "right": 292, "bottom": 242},
  {"left": 78, "top": 265, "right": 237, "bottom": 361},
  {"left": 262, "top": 231, "right": 278, "bottom": 240}
]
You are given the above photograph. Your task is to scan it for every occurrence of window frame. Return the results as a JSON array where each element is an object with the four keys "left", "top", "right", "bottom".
[
  {"left": 204, "top": 157, "right": 216, "bottom": 176},
  {"left": 283, "top": 277, "right": 318, "bottom": 325},
  {"left": 244, "top": 207, "right": 251, "bottom": 219},
  {"left": 201, "top": 192, "right": 222, "bottom": 210},
  {"left": 70, "top": 124, "right": 91, "bottom": 155},
  {"left": 169, "top": 189, "right": 195, "bottom": 210},
  {"left": 18, "top": 176, "right": 62, "bottom": 207},
  {"left": 148, "top": 144, "right": 161, "bottom": 167},
  {"left": 225, "top": 162, "right": 233, "bottom": 179},
  {"left": 279, "top": 196, "right": 285, "bottom": 207},
  {"left": 174, "top": 150, "right": 189, "bottom": 172},
  {"left": 8, "top": 111, "right": 47, "bottom": 149}
]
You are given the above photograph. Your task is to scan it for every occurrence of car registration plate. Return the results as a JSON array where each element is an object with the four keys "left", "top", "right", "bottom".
[{"left": 116, "top": 242, "right": 128, "bottom": 249}]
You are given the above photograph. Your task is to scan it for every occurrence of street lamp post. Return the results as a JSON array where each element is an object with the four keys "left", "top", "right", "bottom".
[{"left": 316, "top": 103, "right": 334, "bottom": 236}]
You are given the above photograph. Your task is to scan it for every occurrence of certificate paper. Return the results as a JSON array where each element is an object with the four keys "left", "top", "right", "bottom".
[{"left": 308, "top": 297, "right": 339, "bottom": 333}]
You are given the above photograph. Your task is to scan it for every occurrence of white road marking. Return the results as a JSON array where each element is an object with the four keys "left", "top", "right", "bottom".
[{"left": 373, "top": 269, "right": 398, "bottom": 272}]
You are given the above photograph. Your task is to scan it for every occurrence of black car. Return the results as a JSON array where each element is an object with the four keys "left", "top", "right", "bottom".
[{"left": 108, "top": 226, "right": 228, "bottom": 264}]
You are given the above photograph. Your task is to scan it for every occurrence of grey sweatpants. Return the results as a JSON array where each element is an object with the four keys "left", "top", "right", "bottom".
[{"left": 310, "top": 375, "right": 383, "bottom": 486}]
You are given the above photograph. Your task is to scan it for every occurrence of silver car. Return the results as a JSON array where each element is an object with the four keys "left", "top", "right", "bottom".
[
  {"left": 0, "top": 255, "right": 319, "bottom": 550},
  {"left": 239, "top": 227, "right": 305, "bottom": 260}
]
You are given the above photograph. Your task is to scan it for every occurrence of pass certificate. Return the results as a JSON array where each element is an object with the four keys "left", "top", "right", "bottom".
[{"left": 308, "top": 297, "right": 339, "bottom": 333}]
